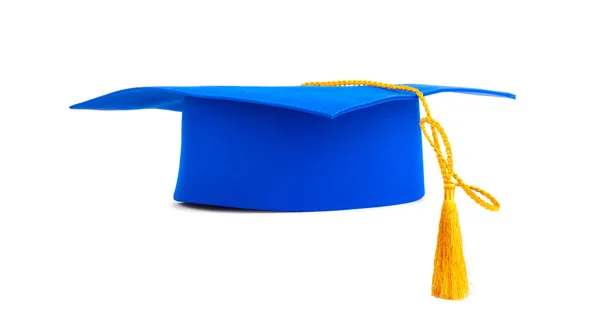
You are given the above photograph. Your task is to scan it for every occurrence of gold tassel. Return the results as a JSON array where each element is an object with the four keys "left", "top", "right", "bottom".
[
  {"left": 301, "top": 80, "right": 500, "bottom": 300},
  {"left": 431, "top": 183, "right": 469, "bottom": 300}
]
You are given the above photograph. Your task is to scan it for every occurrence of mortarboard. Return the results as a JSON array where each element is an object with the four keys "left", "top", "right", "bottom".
[{"left": 71, "top": 80, "right": 516, "bottom": 300}]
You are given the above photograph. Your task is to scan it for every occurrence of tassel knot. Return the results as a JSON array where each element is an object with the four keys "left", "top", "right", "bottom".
[{"left": 444, "top": 183, "right": 456, "bottom": 200}]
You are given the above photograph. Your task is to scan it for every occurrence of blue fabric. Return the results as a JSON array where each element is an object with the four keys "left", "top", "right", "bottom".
[
  {"left": 70, "top": 84, "right": 515, "bottom": 118},
  {"left": 174, "top": 98, "right": 424, "bottom": 211},
  {"left": 70, "top": 84, "right": 515, "bottom": 211}
]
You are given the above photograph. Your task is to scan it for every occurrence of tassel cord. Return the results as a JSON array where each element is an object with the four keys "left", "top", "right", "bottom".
[{"left": 302, "top": 80, "right": 500, "bottom": 212}]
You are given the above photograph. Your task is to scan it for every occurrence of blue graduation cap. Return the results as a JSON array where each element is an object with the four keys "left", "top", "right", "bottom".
[{"left": 71, "top": 80, "right": 515, "bottom": 300}]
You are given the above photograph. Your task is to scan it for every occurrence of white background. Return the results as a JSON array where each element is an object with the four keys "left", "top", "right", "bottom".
[{"left": 1, "top": 0, "right": 599, "bottom": 329}]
